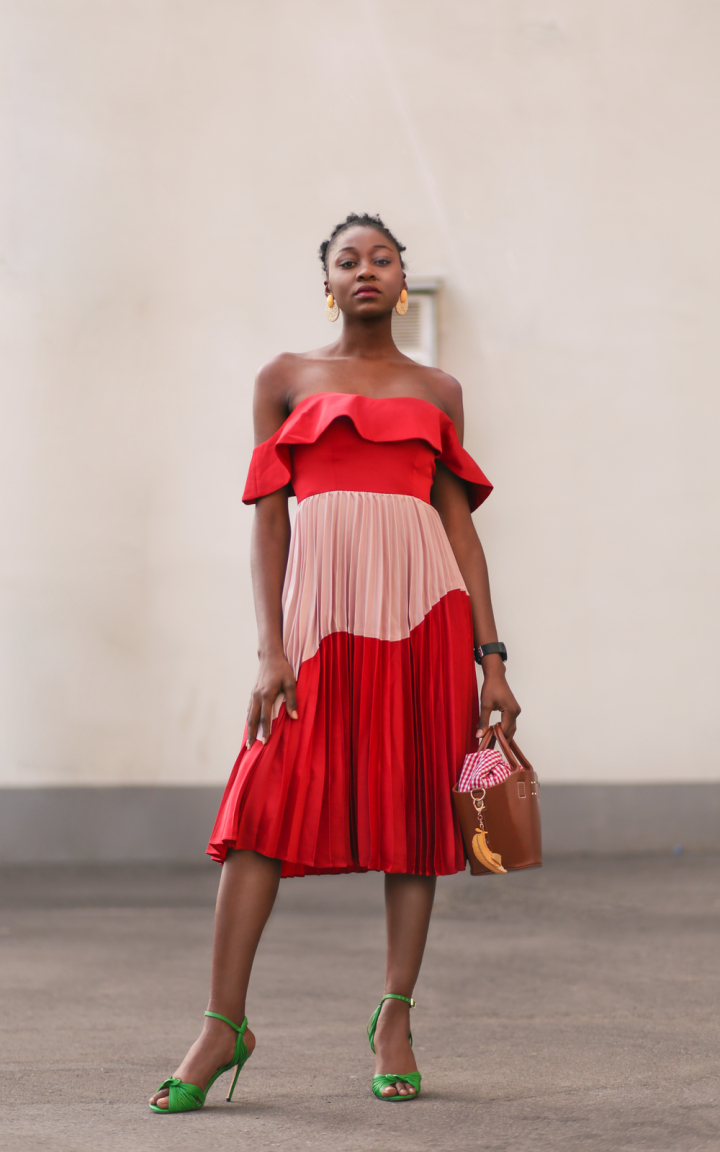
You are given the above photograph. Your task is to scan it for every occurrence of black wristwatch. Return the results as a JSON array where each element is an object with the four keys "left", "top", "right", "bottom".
[{"left": 474, "top": 642, "right": 507, "bottom": 664}]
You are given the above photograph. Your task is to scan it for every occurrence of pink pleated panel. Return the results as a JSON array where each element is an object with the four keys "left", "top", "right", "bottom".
[{"left": 282, "top": 491, "right": 468, "bottom": 674}]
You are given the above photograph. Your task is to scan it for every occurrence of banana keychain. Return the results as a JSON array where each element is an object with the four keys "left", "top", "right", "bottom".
[{"left": 470, "top": 789, "right": 507, "bottom": 874}]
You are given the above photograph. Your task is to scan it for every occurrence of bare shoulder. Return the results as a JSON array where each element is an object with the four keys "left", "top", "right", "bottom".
[
  {"left": 254, "top": 352, "right": 304, "bottom": 397},
  {"left": 420, "top": 367, "right": 465, "bottom": 442},
  {"left": 252, "top": 353, "right": 302, "bottom": 444}
]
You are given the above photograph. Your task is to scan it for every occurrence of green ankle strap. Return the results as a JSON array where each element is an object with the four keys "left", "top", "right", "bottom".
[
  {"left": 204, "top": 1010, "right": 247, "bottom": 1034},
  {"left": 380, "top": 994, "right": 415, "bottom": 1009},
  {"left": 367, "top": 994, "right": 416, "bottom": 1054}
]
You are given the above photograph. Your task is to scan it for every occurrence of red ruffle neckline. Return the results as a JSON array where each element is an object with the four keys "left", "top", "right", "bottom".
[{"left": 242, "top": 392, "right": 492, "bottom": 511}]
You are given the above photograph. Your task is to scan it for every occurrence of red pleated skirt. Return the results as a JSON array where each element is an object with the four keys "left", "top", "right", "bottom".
[{"left": 208, "top": 489, "right": 479, "bottom": 876}]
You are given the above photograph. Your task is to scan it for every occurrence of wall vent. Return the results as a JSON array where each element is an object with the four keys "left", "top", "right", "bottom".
[{"left": 391, "top": 278, "right": 440, "bottom": 366}]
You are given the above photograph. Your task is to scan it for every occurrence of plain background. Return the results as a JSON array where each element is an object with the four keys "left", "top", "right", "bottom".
[{"left": 1, "top": 0, "right": 718, "bottom": 790}]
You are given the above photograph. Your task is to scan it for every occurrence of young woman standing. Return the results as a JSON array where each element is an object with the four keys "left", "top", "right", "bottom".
[{"left": 149, "top": 213, "right": 520, "bottom": 1112}]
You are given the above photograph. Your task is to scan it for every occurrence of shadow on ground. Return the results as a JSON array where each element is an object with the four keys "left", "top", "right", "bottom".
[{"left": 1, "top": 854, "right": 718, "bottom": 1152}]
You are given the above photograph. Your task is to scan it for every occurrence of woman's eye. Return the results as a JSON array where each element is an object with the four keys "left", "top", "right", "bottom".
[
  {"left": 339, "top": 260, "right": 355, "bottom": 268},
  {"left": 375, "top": 259, "right": 390, "bottom": 266}
]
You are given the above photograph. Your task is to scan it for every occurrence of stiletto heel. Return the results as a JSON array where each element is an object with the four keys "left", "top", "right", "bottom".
[
  {"left": 149, "top": 1010, "right": 251, "bottom": 1114},
  {"left": 226, "top": 1057, "right": 243, "bottom": 1103},
  {"left": 367, "top": 993, "right": 422, "bottom": 1101}
]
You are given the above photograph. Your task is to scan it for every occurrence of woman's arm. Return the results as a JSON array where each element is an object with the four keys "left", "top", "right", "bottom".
[
  {"left": 429, "top": 376, "right": 520, "bottom": 737},
  {"left": 245, "top": 360, "right": 299, "bottom": 747},
  {"left": 432, "top": 462, "right": 521, "bottom": 737},
  {"left": 245, "top": 489, "right": 299, "bottom": 747},
  {"left": 431, "top": 461, "right": 521, "bottom": 739}
]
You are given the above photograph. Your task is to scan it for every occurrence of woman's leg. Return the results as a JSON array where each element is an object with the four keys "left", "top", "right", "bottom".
[
  {"left": 372, "top": 872, "right": 437, "bottom": 1097},
  {"left": 149, "top": 848, "right": 281, "bottom": 1108}
]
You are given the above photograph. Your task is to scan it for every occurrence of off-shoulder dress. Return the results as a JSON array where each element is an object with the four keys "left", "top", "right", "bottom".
[{"left": 207, "top": 393, "right": 493, "bottom": 877}]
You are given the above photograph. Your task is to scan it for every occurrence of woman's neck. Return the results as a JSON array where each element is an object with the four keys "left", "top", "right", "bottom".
[{"left": 332, "top": 312, "right": 401, "bottom": 360}]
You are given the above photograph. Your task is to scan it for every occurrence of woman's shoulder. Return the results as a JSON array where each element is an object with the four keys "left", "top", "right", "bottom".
[
  {"left": 414, "top": 366, "right": 464, "bottom": 442},
  {"left": 253, "top": 351, "right": 326, "bottom": 415},
  {"left": 252, "top": 354, "right": 304, "bottom": 444},
  {"left": 418, "top": 366, "right": 462, "bottom": 407},
  {"left": 254, "top": 351, "right": 306, "bottom": 395}
]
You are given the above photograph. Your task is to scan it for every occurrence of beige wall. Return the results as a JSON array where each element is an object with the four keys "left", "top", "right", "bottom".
[{"left": 1, "top": 0, "right": 718, "bottom": 787}]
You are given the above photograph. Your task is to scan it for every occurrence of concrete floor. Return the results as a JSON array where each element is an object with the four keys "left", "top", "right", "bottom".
[{"left": 1, "top": 855, "right": 718, "bottom": 1152}]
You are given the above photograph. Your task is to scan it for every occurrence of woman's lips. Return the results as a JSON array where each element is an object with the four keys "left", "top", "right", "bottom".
[{"left": 355, "top": 287, "right": 380, "bottom": 296}]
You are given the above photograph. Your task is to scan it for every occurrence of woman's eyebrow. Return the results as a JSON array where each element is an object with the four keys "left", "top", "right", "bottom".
[{"left": 335, "top": 243, "right": 394, "bottom": 256}]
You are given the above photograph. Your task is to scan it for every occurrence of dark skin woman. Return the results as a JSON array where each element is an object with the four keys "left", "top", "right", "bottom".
[{"left": 149, "top": 219, "right": 520, "bottom": 1107}]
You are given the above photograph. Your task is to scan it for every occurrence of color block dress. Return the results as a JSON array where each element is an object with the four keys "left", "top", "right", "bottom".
[{"left": 207, "top": 393, "right": 492, "bottom": 877}]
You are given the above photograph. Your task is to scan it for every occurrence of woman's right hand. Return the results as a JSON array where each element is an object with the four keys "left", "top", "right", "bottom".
[{"left": 246, "top": 651, "right": 298, "bottom": 748}]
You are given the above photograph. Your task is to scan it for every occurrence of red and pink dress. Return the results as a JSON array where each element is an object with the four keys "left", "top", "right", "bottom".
[{"left": 207, "top": 393, "right": 492, "bottom": 877}]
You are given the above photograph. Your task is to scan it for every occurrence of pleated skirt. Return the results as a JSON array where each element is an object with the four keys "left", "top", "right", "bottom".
[{"left": 208, "top": 491, "right": 478, "bottom": 876}]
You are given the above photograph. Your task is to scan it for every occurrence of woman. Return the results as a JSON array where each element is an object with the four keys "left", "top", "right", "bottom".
[{"left": 149, "top": 212, "right": 520, "bottom": 1112}]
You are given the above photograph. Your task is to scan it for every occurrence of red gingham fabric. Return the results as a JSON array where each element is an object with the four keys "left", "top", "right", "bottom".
[{"left": 457, "top": 748, "right": 512, "bottom": 792}]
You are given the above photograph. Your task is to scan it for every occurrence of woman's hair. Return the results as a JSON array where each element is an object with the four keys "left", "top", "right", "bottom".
[{"left": 319, "top": 213, "right": 406, "bottom": 273}]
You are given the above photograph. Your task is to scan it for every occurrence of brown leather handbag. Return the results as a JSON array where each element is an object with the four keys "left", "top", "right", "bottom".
[{"left": 452, "top": 724, "right": 542, "bottom": 875}]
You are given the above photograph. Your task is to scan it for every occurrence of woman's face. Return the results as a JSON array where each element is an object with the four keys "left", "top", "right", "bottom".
[{"left": 325, "top": 226, "right": 406, "bottom": 318}]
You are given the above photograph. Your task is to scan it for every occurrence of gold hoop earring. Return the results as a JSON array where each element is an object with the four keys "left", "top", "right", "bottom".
[
  {"left": 395, "top": 287, "right": 408, "bottom": 316},
  {"left": 326, "top": 293, "right": 339, "bottom": 322}
]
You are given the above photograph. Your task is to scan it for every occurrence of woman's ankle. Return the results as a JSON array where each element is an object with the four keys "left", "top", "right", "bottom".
[
  {"left": 204, "top": 1005, "right": 246, "bottom": 1028},
  {"left": 380, "top": 995, "right": 412, "bottom": 1017},
  {"left": 199, "top": 1014, "right": 243, "bottom": 1048}
]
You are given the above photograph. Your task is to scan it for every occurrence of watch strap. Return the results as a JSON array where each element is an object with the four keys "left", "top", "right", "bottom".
[{"left": 474, "top": 642, "right": 507, "bottom": 664}]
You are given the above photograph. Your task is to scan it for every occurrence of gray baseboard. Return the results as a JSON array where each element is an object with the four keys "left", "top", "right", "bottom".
[
  {"left": 0, "top": 786, "right": 224, "bottom": 864},
  {"left": 0, "top": 783, "right": 718, "bottom": 863},
  {"left": 541, "top": 783, "right": 720, "bottom": 853}
]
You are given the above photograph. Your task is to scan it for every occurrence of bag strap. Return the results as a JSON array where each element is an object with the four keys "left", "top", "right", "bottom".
[
  {"left": 491, "top": 724, "right": 520, "bottom": 771},
  {"left": 479, "top": 724, "right": 535, "bottom": 773},
  {"left": 508, "top": 733, "right": 535, "bottom": 773},
  {"left": 492, "top": 724, "right": 534, "bottom": 773},
  {"left": 478, "top": 726, "right": 496, "bottom": 751}
]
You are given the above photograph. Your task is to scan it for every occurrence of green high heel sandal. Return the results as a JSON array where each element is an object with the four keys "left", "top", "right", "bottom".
[
  {"left": 367, "top": 993, "right": 422, "bottom": 1102},
  {"left": 149, "top": 1010, "right": 251, "bottom": 1114}
]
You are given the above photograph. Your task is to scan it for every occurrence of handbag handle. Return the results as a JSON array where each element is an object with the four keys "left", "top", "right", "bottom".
[
  {"left": 507, "top": 732, "right": 535, "bottom": 773},
  {"left": 479, "top": 723, "right": 534, "bottom": 773},
  {"left": 478, "top": 726, "right": 496, "bottom": 752}
]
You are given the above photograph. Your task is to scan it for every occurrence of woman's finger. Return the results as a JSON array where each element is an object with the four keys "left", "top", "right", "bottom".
[
  {"left": 246, "top": 693, "right": 260, "bottom": 749},
  {"left": 259, "top": 693, "right": 274, "bottom": 744},
  {"left": 284, "top": 676, "right": 298, "bottom": 720},
  {"left": 500, "top": 706, "right": 520, "bottom": 740},
  {"left": 477, "top": 702, "right": 492, "bottom": 737}
]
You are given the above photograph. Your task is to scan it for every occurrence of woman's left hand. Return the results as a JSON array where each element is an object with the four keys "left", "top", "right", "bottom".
[{"left": 477, "top": 662, "right": 521, "bottom": 739}]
